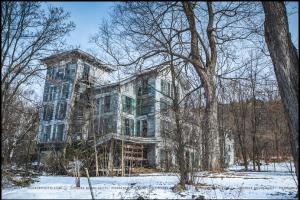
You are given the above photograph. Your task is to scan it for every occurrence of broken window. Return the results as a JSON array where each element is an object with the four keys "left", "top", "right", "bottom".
[
  {"left": 43, "top": 104, "right": 54, "bottom": 121},
  {"left": 82, "top": 64, "right": 90, "bottom": 80},
  {"left": 55, "top": 101, "right": 67, "bottom": 120}
]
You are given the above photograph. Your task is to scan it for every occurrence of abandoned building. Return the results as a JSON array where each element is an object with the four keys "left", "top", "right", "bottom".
[{"left": 37, "top": 49, "right": 234, "bottom": 175}]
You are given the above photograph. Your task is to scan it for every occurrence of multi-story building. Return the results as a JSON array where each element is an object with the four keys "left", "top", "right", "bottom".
[{"left": 37, "top": 49, "right": 234, "bottom": 173}]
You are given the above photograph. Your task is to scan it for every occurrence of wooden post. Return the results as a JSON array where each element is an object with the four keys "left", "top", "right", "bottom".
[
  {"left": 108, "top": 139, "right": 114, "bottom": 176},
  {"left": 104, "top": 144, "right": 108, "bottom": 176},
  {"left": 74, "top": 156, "right": 80, "bottom": 187},
  {"left": 85, "top": 168, "right": 95, "bottom": 200},
  {"left": 121, "top": 139, "right": 125, "bottom": 176}
]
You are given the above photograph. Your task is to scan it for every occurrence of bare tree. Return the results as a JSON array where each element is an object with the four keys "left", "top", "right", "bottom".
[
  {"left": 262, "top": 2, "right": 299, "bottom": 181},
  {"left": 1, "top": 2, "right": 75, "bottom": 166}
]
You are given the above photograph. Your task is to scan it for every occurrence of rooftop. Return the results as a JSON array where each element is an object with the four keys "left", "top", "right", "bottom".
[{"left": 41, "top": 49, "right": 115, "bottom": 72}]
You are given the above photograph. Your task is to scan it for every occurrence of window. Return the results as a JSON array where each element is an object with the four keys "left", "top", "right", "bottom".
[
  {"left": 161, "top": 120, "right": 171, "bottom": 138},
  {"left": 55, "top": 101, "right": 67, "bottom": 120},
  {"left": 136, "top": 121, "right": 140, "bottom": 136},
  {"left": 65, "top": 63, "right": 76, "bottom": 80},
  {"left": 160, "top": 99, "right": 171, "bottom": 117},
  {"left": 104, "top": 117, "right": 113, "bottom": 133},
  {"left": 52, "top": 125, "right": 57, "bottom": 141},
  {"left": 94, "top": 118, "right": 100, "bottom": 135},
  {"left": 104, "top": 95, "right": 111, "bottom": 113},
  {"left": 137, "top": 79, "right": 149, "bottom": 96},
  {"left": 56, "top": 124, "right": 64, "bottom": 141},
  {"left": 99, "top": 116, "right": 115, "bottom": 134},
  {"left": 62, "top": 83, "right": 69, "bottom": 99},
  {"left": 94, "top": 98, "right": 100, "bottom": 115},
  {"left": 46, "top": 66, "right": 55, "bottom": 80},
  {"left": 124, "top": 83, "right": 129, "bottom": 92},
  {"left": 123, "top": 96, "right": 134, "bottom": 114},
  {"left": 123, "top": 118, "right": 134, "bottom": 136},
  {"left": 137, "top": 97, "right": 152, "bottom": 116},
  {"left": 161, "top": 80, "right": 171, "bottom": 97},
  {"left": 82, "top": 64, "right": 90, "bottom": 80},
  {"left": 43, "top": 104, "right": 54, "bottom": 121},
  {"left": 77, "top": 105, "right": 84, "bottom": 118},
  {"left": 56, "top": 67, "right": 64, "bottom": 80},
  {"left": 172, "top": 85, "right": 180, "bottom": 98},
  {"left": 142, "top": 120, "right": 147, "bottom": 137},
  {"left": 142, "top": 79, "right": 148, "bottom": 94},
  {"left": 44, "top": 125, "right": 51, "bottom": 142},
  {"left": 47, "top": 86, "right": 54, "bottom": 101},
  {"left": 43, "top": 83, "right": 50, "bottom": 102}
]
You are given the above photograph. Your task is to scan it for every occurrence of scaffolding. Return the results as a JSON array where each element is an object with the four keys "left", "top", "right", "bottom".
[{"left": 96, "top": 140, "right": 147, "bottom": 176}]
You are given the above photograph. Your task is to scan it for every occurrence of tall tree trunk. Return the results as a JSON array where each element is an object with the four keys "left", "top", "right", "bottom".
[
  {"left": 262, "top": 2, "right": 299, "bottom": 181},
  {"left": 237, "top": 134, "right": 248, "bottom": 171},
  {"left": 170, "top": 57, "right": 188, "bottom": 186},
  {"left": 182, "top": 2, "right": 221, "bottom": 170},
  {"left": 203, "top": 85, "right": 220, "bottom": 170}
]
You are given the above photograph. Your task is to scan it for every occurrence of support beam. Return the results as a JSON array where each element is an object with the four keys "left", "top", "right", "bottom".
[{"left": 108, "top": 139, "right": 114, "bottom": 176}]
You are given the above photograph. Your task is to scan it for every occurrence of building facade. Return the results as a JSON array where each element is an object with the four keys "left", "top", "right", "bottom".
[{"left": 37, "top": 49, "right": 234, "bottom": 172}]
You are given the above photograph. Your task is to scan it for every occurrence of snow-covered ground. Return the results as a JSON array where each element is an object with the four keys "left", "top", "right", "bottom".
[{"left": 2, "top": 162, "right": 297, "bottom": 199}]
